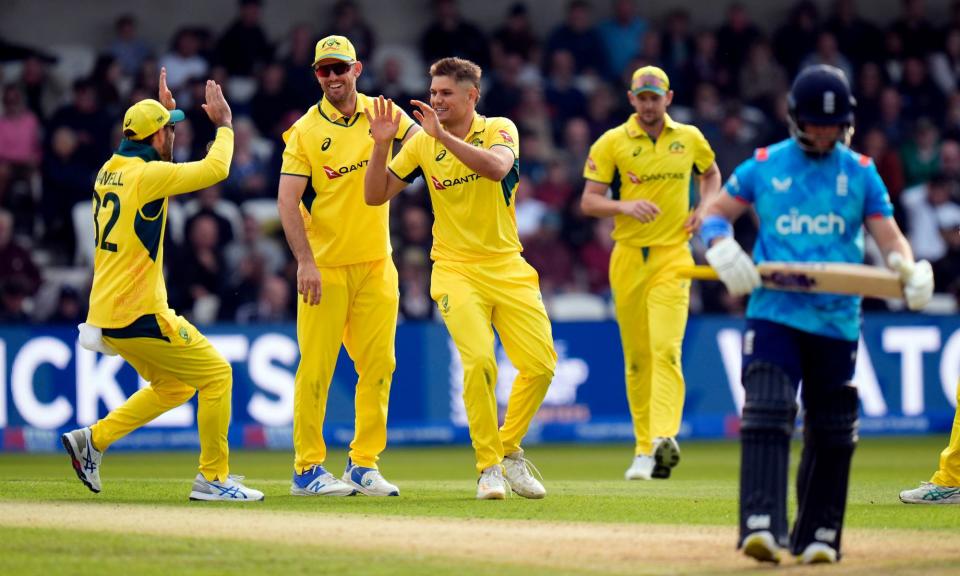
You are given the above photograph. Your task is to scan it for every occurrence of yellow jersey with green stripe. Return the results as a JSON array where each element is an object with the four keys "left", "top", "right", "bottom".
[
  {"left": 281, "top": 94, "right": 415, "bottom": 266},
  {"left": 388, "top": 114, "right": 521, "bottom": 262},
  {"left": 87, "top": 127, "right": 234, "bottom": 328},
  {"left": 583, "top": 113, "right": 715, "bottom": 248}
]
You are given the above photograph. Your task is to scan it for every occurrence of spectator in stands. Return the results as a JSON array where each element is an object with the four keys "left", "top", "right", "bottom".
[
  {"left": 578, "top": 216, "right": 614, "bottom": 295},
  {"left": 108, "top": 14, "right": 153, "bottom": 78},
  {"left": 325, "top": 1, "right": 376, "bottom": 65},
  {"left": 46, "top": 79, "right": 113, "bottom": 170},
  {"left": 901, "top": 118, "right": 941, "bottom": 187},
  {"left": 890, "top": 0, "right": 937, "bottom": 57},
  {"left": 515, "top": 179, "right": 548, "bottom": 240},
  {"left": 878, "top": 86, "right": 907, "bottom": 147},
  {"left": 17, "top": 55, "right": 66, "bottom": 121},
  {"left": 524, "top": 211, "right": 576, "bottom": 295},
  {"left": 545, "top": 50, "right": 588, "bottom": 144},
  {"left": 224, "top": 118, "right": 269, "bottom": 201},
  {"left": 160, "top": 28, "right": 209, "bottom": 91},
  {"left": 236, "top": 274, "right": 291, "bottom": 323},
  {"left": 89, "top": 54, "right": 125, "bottom": 117},
  {"left": 900, "top": 57, "right": 946, "bottom": 121},
  {"left": 855, "top": 62, "right": 886, "bottom": 129},
  {"left": 713, "top": 106, "right": 758, "bottom": 181},
  {"left": 46, "top": 285, "right": 84, "bottom": 324},
  {"left": 660, "top": 10, "right": 696, "bottom": 104},
  {"left": 492, "top": 3, "right": 540, "bottom": 68},
  {"left": 373, "top": 55, "right": 420, "bottom": 118},
  {"left": 883, "top": 29, "right": 907, "bottom": 85},
  {"left": 739, "top": 39, "right": 787, "bottom": 117},
  {"left": 689, "top": 31, "right": 728, "bottom": 96},
  {"left": 482, "top": 52, "right": 525, "bottom": 119},
  {"left": 185, "top": 184, "right": 240, "bottom": 246},
  {"left": 0, "top": 277, "right": 31, "bottom": 324},
  {"left": 41, "top": 127, "right": 93, "bottom": 262},
  {"left": 535, "top": 159, "right": 575, "bottom": 211},
  {"left": 174, "top": 213, "right": 227, "bottom": 322},
  {"left": 825, "top": 0, "right": 884, "bottom": 71},
  {"left": 397, "top": 247, "right": 433, "bottom": 321},
  {"left": 800, "top": 31, "right": 855, "bottom": 87},
  {"left": 396, "top": 204, "right": 432, "bottom": 255},
  {"left": 419, "top": 0, "right": 490, "bottom": 69},
  {"left": 225, "top": 213, "right": 286, "bottom": 280},
  {"left": 250, "top": 62, "right": 295, "bottom": 139},
  {"left": 170, "top": 118, "right": 194, "bottom": 163},
  {"left": 901, "top": 173, "right": 958, "bottom": 262},
  {"left": 280, "top": 23, "right": 318, "bottom": 113},
  {"left": 930, "top": 28, "right": 960, "bottom": 96},
  {"left": 691, "top": 82, "right": 724, "bottom": 143},
  {"left": 214, "top": 0, "right": 273, "bottom": 77},
  {"left": 543, "top": 0, "right": 607, "bottom": 77},
  {"left": 862, "top": 128, "right": 906, "bottom": 209},
  {"left": 562, "top": 117, "right": 592, "bottom": 174},
  {"left": 183, "top": 78, "right": 218, "bottom": 157},
  {"left": 585, "top": 83, "right": 618, "bottom": 140},
  {"left": 773, "top": 1, "right": 821, "bottom": 78},
  {"left": 517, "top": 126, "right": 550, "bottom": 185},
  {"left": 0, "top": 84, "right": 42, "bottom": 185},
  {"left": 598, "top": 0, "right": 648, "bottom": 81},
  {"left": 716, "top": 3, "right": 762, "bottom": 92},
  {"left": 0, "top": 208, "right": 40, "bottom": 296},
  {"left": 933, "top": 206, "right": 960, "bottom": 294}
]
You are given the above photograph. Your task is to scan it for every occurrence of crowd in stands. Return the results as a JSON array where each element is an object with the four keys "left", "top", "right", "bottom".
[{"left": 2, "top": 0, "right": 960, "bottom": 324}]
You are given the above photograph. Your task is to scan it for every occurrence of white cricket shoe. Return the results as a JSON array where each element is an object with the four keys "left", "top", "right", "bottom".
[
  {"left": 899, "top": 481, "right": 960, "bottom": 504},
  {"left": 799, "top": 542, "right": 838, "bottom": 564},
  {"left": 625, "top": 454, "right": 655, "bottom": 480},
  {"left": 291, "top": 464, "right": 357, "bottom": 496},
  {"left": 189, "top": 474, "right": 264, "bottom": 502},
  {"left": 502, "top": 450, "right": 546, "bottom": 499},
  {"left": 61, "top": 427, "right": 102, "bottom": 493},
  {"left": 741, "top": 530, "right": 782, "bottom": 564},
  {"left": 476, "top": 465, "right": 507, "bottom": 500},
  {"left": 342, "top": 458, "right": 400, "bottom": 496},
  {"left": 652, "top": 436, "right": 681, "bottom": 479}
]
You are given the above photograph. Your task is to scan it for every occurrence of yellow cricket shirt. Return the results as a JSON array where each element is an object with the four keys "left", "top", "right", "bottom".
[
  {"left": 87, "top": 127, "right": 234, "bottom": 328},
  {"left": 388, "top": 114, "right": 521, "bottom": 262},
  {"left": 583, "top": 113, "right": 715, "bottom": 248},
  {"left": 281, "top": 94, "right": 414, "bottom": 266}
]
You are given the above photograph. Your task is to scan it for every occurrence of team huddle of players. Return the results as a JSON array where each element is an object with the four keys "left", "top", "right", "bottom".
[{"left": 59, "top": 33, "right": 958, "bottom": 567}]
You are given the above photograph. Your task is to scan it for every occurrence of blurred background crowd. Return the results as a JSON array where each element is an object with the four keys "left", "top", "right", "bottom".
[{"left": 2, "top": 0, "right": 960, "bottom": 325}]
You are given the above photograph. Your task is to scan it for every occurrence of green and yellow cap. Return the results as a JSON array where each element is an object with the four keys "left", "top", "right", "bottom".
[
  {"left": 631, "top": 66, "right": 670, "bottom": 96},
  {"left": 313, "top": 35, "right": 357, "bottom": 67},
  {"left": 122, "top": 99, "right": 184, "bottom": 141}
]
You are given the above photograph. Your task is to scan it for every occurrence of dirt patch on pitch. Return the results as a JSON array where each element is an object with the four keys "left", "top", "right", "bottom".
[{"left": 1, "top": 501, "right": 958, "bottom": 575}]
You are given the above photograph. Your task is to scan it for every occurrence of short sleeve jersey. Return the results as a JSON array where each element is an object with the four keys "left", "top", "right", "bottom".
[
  {"left": 388, "top": 114, "right": 521, "bottom": 262},
  {"left": 281, "top": 94, "right": 414, "bottom": 266},
  {"left": 583, "top": 113, "right": 715, "bottom": 248},
  {"left": 87, "top": 128, "right": 235, "bottom": 328},
  {"left": 723, "top": 139, "right": 895, "bottom": 341}
]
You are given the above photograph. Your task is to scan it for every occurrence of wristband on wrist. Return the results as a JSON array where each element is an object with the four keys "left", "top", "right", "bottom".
[{"left": 700, "top": 215, "right": 733, "bottom": 246}]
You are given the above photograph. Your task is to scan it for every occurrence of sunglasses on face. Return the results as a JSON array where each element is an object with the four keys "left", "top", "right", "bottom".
[{"left": 315, "top": 62, "right": 353, "bottom": 77}]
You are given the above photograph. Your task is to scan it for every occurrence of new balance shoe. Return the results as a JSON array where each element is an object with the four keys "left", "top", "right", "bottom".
[
  {"left": 741, "top": 530, "right": 782, "bottom": 564},
  {"left": 899, "top": 481, "right": 960, "bottom": 504},
  {"left": 189, "top": 474, "right": 264, "bottom": 501},
  {"left": 61, "top": 427, "right": 102, "bottom": 493},
  {"left": 652, "top": 436, "right": 681, "bottom": 479},
  {"left": 625, "top": 454, "right": 655, "bottom": 480},
  {"left": 342, "top": 458, "right": 399, "bottom": 496},
  {"left": 799, "top": 542, "right": 838, "bottom": 564},
  {"left": 502, "top": 450, "right": 546, "bottom": 499},
  {"left": 476, "top": 465, "right": 507, "bottom": 500},
  {"left": 291, "top": 464, "right": 356, "bottom": 496}
]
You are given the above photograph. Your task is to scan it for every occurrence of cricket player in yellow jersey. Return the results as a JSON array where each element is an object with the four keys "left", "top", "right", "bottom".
[
  {"left": 365, "top": 57, "right": 557, "bottom": 500},
  {"left": 580, "top": 66, "right": 721, "bottom": 481},
  {"left": 61, "top": 70, "right": 264, "bottom": 501},
  {"left": 900, "top": 383, "right": 960, "bottom": 504},
  {"left": 278, "top": 36, "right": 418, "bottom": 497}
]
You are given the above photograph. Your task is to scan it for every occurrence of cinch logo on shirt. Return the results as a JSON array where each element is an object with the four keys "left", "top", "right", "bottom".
[
  {"left": 430, "top": 173, "right": 481, "bottom": 191},
  {"left": 322, "top": 159, "right": 369, "bottom": 179},
  {"left": 775, "top": 209, "right": 846, "bottom": 236}
]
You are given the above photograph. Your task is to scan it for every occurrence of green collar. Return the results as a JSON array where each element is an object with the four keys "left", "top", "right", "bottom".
[{"left": 116, "top": 139, "right": 161, "bottom": 162}]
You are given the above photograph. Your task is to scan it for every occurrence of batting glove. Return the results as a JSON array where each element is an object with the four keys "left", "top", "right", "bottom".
[
  {"left": 888, "top": 252, "right": 934, "bottom": 311},
  {"left": 705, "top": 237, "right": 761, "bottom": 296}
]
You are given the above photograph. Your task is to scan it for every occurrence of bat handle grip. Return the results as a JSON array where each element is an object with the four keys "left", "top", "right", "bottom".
[{"left": 887, "top": 252, "right": 914, "bottom": 278}]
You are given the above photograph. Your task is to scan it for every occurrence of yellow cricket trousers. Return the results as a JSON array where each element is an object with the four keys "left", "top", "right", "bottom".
[
  {"left": 610, "top": 241, "right": 693, "bottom": 456},
  {"left": 431, "top": 253, "right": 557, "bottom": 473},
  {"left": 92, "top": 310, "right": 232, "bottom": 481},
  {"left": 931, "top": 380, "right": 960, "bottom": 486},
  {"left": 293, "top": 257, "right": 398, "bottom": 473}
]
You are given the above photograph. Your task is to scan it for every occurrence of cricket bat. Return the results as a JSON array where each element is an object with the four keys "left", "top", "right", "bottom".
[{"left": 678, "top": 262, "right": 904, "bottom": 299}]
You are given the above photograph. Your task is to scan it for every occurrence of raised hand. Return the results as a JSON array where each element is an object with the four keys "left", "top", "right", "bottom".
[
  {"left": 159, "top": 67, "right": 176, "bottom": 110},
  {"left": 410, "top": 99, "right": 442, "bottom": 138},
  {"left": 201, "top": 80, "right": 232, "bottom": 129},
  {"left": 619, "top": 199, "right": 661, "bottom": 223},
  {"left": 364, "top": 96, "right": 401, "bottom": 145}
]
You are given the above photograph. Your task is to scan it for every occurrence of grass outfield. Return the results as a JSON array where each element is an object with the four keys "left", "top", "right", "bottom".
[{"left": 1, "top": 437, "right": 958, "bottom": 574}]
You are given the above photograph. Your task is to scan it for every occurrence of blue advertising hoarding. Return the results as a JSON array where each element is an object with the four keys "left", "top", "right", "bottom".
[{"left": 0, "top": 315, "right": 957, "bottom": 452}]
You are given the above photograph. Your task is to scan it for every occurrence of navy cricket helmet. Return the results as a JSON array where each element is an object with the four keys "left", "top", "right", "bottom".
[{"left": 787, "top": 64, "right": 856, "bottom": 153}]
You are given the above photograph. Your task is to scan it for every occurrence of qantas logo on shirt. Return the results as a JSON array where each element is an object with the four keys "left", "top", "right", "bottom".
[
  {"left": 626, "top": 171, "right": 640, "bottom": 184},
  {"left": 498, "top": 129, "right": 514, "bottom": 144},
  {"left": 322, "top": 160, "right": 369, "bottom": 179},
  {"left": 431, "top": 173, "right": 481, "bottom": 190},
  {"left": 586, "top": 157, "right": 598, "bottom": 172}
]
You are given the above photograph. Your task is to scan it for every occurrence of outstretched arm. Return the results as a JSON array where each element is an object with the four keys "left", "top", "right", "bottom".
[
  {"left": 364, "top": 96, "right": 411, "bottom": 206},
  {"left": 411, "top": 100, "right": 514, "bottom": 181}
]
